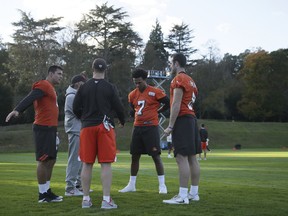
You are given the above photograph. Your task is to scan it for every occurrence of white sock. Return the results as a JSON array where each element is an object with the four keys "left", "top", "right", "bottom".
[
  {"left": 179, "top": 187, "right": 188, "bottom": 199},
  {"left": 129, "top": 176, "right": 137, "bottom": 186},
  {"left": 38, "top": 183, "right": 47, "bottom": 194},
  {"left": 103, "top": 196, "right": 110, "bottom": 202},
  {"left": 190, "top": 185, "right": 199, "bottom": 196},
  {"left": 83, "top": 195, "right": 90, "bottom": 201},
  {"left": 158, "top": 175, "right": 165, "bottom": 186},
  {"left": 46, "top": 181, "right": 50, "bottom": 190}
]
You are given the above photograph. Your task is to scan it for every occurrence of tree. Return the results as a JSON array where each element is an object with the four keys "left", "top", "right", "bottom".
[
  {"left": 0, "top": 39, "right": 10, "bottom": 85},
  {"left": 237, "top": 50, "right": 278, "bottom": 121},
  {"left": 76, "top": 3, "right": 142, "bottom": 61},
  {"left": 0, "top": 39, "right": 14, "bottom": 124},
  {"left": 269, "top": 49, "right": 288, "bottom": 121},
  {"left": 141, "top": 19, "right": 169, "bottom": 70},
  {"left": 192, "top": 51, "right": 245, "bottom": 120},
  {"left": 5, "top": 10, "right": 64, "bottom": 122},
  {"left": 60, "top": 27, "right": 95, "bottom": 85},
  {"left": 7, "top": 10, "right": 64, "bottom": 93},
  {"left": 76, "top": 3, "right": 143, "bottom": 113},
  {"left": 166, "top": 22, "right": 197, "bottom": 62}
]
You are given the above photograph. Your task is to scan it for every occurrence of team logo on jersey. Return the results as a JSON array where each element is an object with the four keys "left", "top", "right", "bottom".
[
  {"left": 190, "top": 80, "right": 196, "bottom": 88},
  {"left": 148, "top": 91, "right": 156, "bottom": 96}
]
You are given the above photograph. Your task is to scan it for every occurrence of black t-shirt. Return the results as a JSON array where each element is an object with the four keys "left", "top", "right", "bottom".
[
  {"left": 73, "top": 78, "right": 125, "bottom": 128},
  {"left": 199, "top": 128, "right": 208, "bottom": 142}
]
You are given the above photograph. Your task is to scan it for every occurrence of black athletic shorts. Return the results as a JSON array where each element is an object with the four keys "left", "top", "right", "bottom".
[
  {"left": 172, "top": 115, "right": 202, "bottom": 156},
  {"left": 33, "top": 124, "right": 57, "bottom": 161},
  {"left": 130, "top": 126, "right": 161, "bottom": 156}
]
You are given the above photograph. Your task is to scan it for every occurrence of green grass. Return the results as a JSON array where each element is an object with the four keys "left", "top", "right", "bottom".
[
  {"left": 0, "top": 150, "right": 288, "bottom": 216},
  {"left": 1, "top": 120, "right": 288, "bottom": 153},
  {"left": 1, "top": 121, "right": 288, "bottom": 215}
]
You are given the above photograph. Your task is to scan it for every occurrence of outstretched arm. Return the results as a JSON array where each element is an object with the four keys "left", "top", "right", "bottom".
[{"left": 6, "top": 89, "right": 44, "bottom": 122}]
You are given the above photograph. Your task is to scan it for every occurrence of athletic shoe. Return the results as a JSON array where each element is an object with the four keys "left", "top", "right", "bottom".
[
  {"left": 65, "top": 188, "right": 83, "bottom": 196},
  {"left": 204, "top": 158, "right": 207, "bottom": 160},
  {"left": 101, "top": 199, "right": 118, "bottom": 209},
  {"left": 163, "top": 195, "right": 189, "bottom": 204},
  {"left": 38, "top": 192, "right": 51, "bottom": 203},
  {"left": 167, "top": 154, "right": 173, "bottom": 158},
  {"left": 47, "top": 188, "right": 63, "bottom": 202},
  {"left": 197, "top": 158, "right": 202, "bottom": 160},
  {"left": 118, "top": 184, "right": 136, "bottom": 193},
  {"left": 159, "top": 185, "right": 168, "bottom": 194},
  {"left": 188, "top": 193, "right": 200, "bottom": 201},
  {"left": 82, "top": 199, "right": 92, "bottom": 208}
]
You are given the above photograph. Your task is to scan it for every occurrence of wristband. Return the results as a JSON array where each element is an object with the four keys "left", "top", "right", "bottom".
[{"left": 168, "top": 126, "right": 173, "bottom": 130}]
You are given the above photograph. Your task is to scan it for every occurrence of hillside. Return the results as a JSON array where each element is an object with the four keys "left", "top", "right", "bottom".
[{"left": 1, "top": 120, "right": 288, "bottom": 153}]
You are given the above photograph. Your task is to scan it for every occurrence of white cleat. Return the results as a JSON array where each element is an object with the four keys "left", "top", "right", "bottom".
[
  {"left": 188, "top": 193, "right": 200, "bottom": 201},
  {"left": 118, "top": 184, "right": 136, "bottom": 193},
  {"left": 159, "top": 185, "right": 168, "bottom": 194},
  {"left": 163, "top": 195, "right": 189, "bottom": 204}
]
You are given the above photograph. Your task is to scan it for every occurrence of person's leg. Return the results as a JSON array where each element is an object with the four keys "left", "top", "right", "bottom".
[
  {"left": 37, "top": 158, "right": 62, "bottom": 202},
  {"left": 100, "top": 163, "right": 117, "bottom": 209},
  {"left": 101, "top": 163, "right": 112, "bottom": 198},
  {"left": 37, "top": 159, "right": 55, "bottom": 191},
  {"left": 152, "top": 154, "right": 167, "bottom": 194},
  {"left": 37, "top": 160, "right": 50, "bottom": 202},
  {"left": 65, "top": 133, "right": 83, "bottom": 194},
  {"left": 188, "top": 154, "right": 200, "bottom": 201},
  {"left": 45, "top": 158, "right": 56, "bottom": 182},
  {"left": 152, "top": 154, "right": 164, "bottom": 175},
  {"left": 119, "top": 154, "right": 140, "bottom": 192},
  {"left": 131, "top": 154, "right": 141, "bottom": 176},
  {"left": 163, "top": 153, "right": 189, "bottom": 204},
  {"left": 76, "top": 163, "right": 83, "bottom": 189},
  {"left": 176, "top": 154, "right": 190, "bottom": 189},
  {"left": 81, "top": 162, "right": 93, "bottom": 198}
]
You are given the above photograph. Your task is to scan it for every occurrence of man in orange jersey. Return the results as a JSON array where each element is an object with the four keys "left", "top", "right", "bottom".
[
  {"left": 119, "top": 68, "right": 170, "bottom": 194},
  {"left": 6, "top": 65, "right": 64, "bottom": 203},
  {"left": 163, "top": 53, "right": 201, "bottom": 205}
]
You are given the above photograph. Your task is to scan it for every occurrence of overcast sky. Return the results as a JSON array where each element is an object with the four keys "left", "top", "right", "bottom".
[{"left": 0, "top": 0, "right": 287, "bottom": 57}]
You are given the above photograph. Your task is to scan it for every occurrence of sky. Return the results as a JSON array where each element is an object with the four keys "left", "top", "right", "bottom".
[{"left": 0, "top": 0, "right": 288, "bottom": 57}]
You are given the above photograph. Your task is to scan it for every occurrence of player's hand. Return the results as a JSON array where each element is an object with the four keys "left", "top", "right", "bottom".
[
  {"left": 5, "top": 110, "right": 19, "bottom": 122},
  {"left": 164, "top": 127, "right": 173, "bottom": 135}
]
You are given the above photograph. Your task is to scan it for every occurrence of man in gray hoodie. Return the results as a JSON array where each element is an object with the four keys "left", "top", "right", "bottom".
[{"left": 64, "top": 73, "right": 86, "bottom": 196}]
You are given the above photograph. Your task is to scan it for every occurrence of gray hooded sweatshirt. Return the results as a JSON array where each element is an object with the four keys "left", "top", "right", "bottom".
[{"left": 64, "top": 85, "right": 81, "bottom": 134}]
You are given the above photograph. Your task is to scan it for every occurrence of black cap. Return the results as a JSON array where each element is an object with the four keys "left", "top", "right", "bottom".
[
  {"left": 93, "top": 58, "right": 107, "bottom": 71},
  {"left": 71, "top": 74, "right": 86, "bottom": 84}
]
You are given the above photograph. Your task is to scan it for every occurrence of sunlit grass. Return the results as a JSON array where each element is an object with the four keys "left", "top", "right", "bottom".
[{"left": 1, "top": 150, "right": 288, "bottom": 216}]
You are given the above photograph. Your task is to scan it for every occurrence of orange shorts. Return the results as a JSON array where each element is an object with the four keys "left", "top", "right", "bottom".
[
  {"left": 201, "top": 142, "right": 207, "bottom": 150},
  {"left": 79, "top": 124, "right": 116, "bottom": 163}
]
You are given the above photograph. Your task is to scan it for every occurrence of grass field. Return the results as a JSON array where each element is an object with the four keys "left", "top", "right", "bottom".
[{"left": 1, "top": 150, "right": 288, "bottom": 216}]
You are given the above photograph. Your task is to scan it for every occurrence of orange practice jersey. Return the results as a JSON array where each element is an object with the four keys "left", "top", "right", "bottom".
[
  {"left": 170, "top": 72, "right": 198, "bottom": 117},
  {"left": 32, "top": 80, "right": 59, "bottom": 126},
  {"left": 129, "top": 85, "right": 166, "bottom": 126}
]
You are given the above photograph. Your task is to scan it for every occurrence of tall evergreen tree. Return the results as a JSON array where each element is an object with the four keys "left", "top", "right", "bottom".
[
  {"left": 76, "top": 3, "right": 142, "bottom": 111},
  {"left": 141, "top": 19, "right": 169, "bottom": 70},
  {"left": 166, "top": 22, "right": 197, "bottom": 62},
  {"left": 7, "top": 10, "right": 64, "bottom": 92}
]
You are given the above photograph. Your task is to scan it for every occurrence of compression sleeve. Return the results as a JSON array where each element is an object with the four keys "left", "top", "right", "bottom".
[
  {"left": 157, "top": 95, "right": 170, "bottom": 113},
  {"left": 14, "top": 89, "right": 44, "bottom": 112}
]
